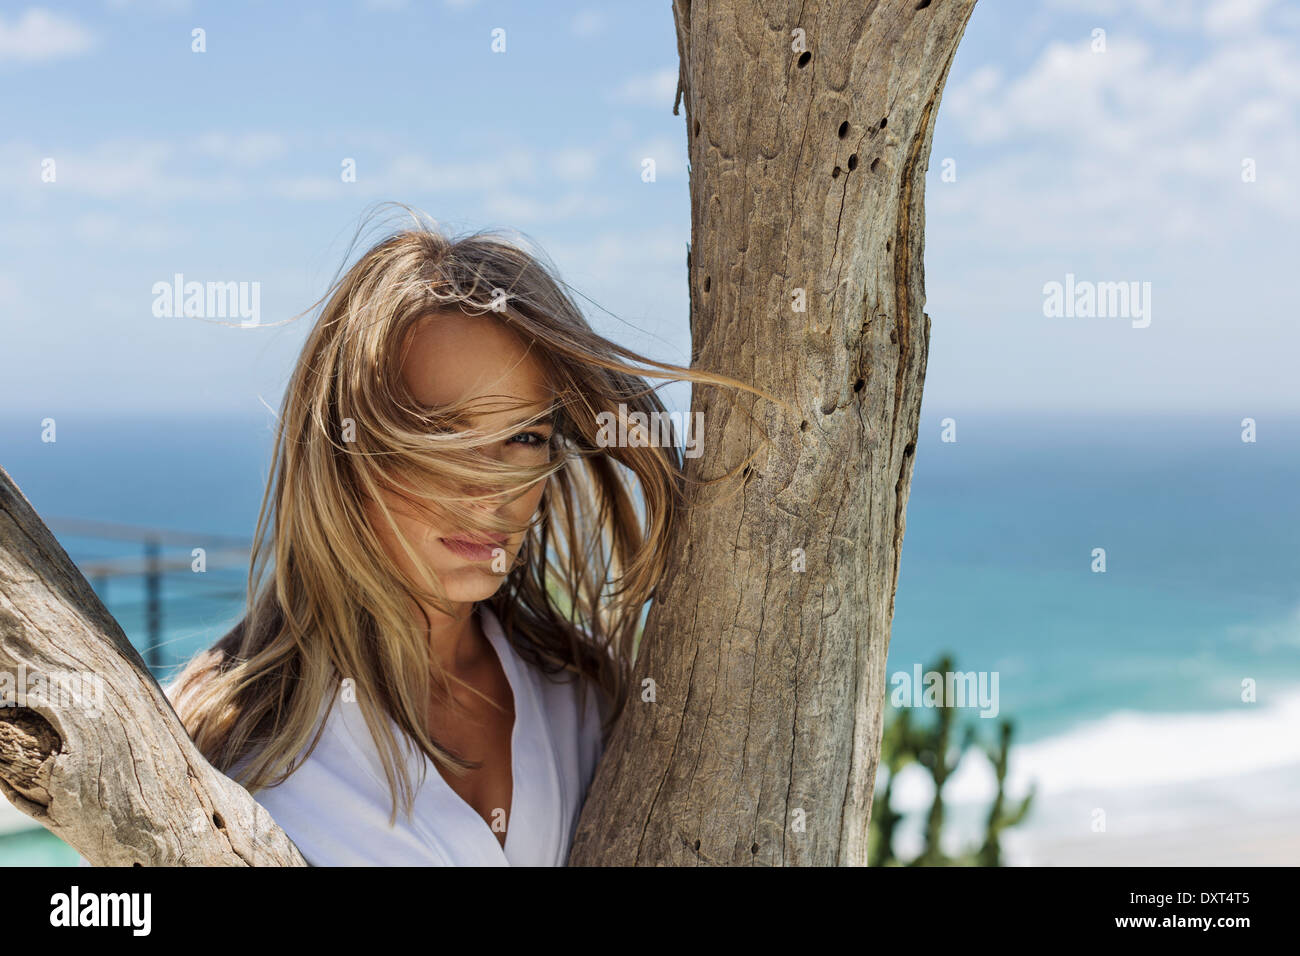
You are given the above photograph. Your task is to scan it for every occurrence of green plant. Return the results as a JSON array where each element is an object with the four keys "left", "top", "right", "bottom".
[
  {"left": 869, "top": 653, "right": 1034, "bottom": 867},
  {"left": 975, "top": 718, "right": 1035, "bottom": 867}
]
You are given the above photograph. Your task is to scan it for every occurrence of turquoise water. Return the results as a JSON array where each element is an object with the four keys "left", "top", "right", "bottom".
[
  {"left": 890, "top": 412, "right": 1300, "bottom": 744},
  {"left": 1, "top": 411, "right": 1296, "bottom": 863}
]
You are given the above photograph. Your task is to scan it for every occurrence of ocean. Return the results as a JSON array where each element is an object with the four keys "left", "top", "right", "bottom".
[{"left": 1, "top": 410, "right": 1297, "bottom": 864}]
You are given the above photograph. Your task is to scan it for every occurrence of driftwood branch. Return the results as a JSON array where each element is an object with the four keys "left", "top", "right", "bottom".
[{"left": 0, "top": 464, "right": 305, "bottom": 866}]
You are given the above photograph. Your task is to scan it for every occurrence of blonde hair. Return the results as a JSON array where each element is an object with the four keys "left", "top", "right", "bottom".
[{"left": 169, "top": 204, "right": 776, "bottom": 822}]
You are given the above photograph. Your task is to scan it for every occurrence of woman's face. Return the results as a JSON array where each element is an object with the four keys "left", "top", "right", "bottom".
[{"left": 366, "top": 310, "right": 554, "bottom": 610}]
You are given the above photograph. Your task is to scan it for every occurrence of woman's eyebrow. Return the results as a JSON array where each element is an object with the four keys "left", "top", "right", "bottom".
[
  {"left": 508, "top": 403, "right": 558, "bottom": 430},
  {"left": 458, "top": 399, "right": 556, "bottom": 433},
  {"left": 427, "top": 397, "right": 556, "bottom": 426}
]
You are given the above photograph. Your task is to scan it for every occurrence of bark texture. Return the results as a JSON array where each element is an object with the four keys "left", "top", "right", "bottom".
[
  {"left": 0, "top": 465, "right": 306, "bottom": 866},
  {"left": 569, "top": 0, "right": 975, "bottom": 865}
]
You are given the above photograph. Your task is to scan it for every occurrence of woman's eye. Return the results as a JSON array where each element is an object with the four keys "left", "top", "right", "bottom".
[{"left": 508, "top": 431, "right": 550, "bottom": 447}]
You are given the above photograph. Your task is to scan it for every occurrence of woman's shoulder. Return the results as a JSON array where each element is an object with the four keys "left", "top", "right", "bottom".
[{"left": 220, "top": 686, "right": 451, "bottom": 865}]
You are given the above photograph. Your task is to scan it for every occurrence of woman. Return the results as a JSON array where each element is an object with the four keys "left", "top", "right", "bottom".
[{"left": 166, "top": 207, "right": 768, "bottom": 865}]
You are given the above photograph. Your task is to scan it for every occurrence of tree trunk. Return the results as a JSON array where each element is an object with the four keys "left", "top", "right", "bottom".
[
  {"left": 568, "top": 0, "right": 975, "bottom": 865},
  {"left": 0, "top": 466, "right": 306, "bottom": 866}
]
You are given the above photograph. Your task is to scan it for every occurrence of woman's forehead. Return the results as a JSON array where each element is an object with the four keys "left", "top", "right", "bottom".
[{"left": 401, "top": 310, "right": 552, "bottom": 411}]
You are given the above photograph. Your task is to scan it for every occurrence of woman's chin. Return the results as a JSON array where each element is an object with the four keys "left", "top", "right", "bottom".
[{"left": 437, "top": 565, "right": 509, "bottom": 602}]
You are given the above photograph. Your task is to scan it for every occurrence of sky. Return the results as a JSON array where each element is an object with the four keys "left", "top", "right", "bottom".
[{"left": 0, "top": 0, "right": 1296, "bottom": 424}]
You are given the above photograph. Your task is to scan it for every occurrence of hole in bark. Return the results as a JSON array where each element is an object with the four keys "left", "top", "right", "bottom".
[
  {"left": 694, "top": 119, "right": 700, "bottom": 137},
  {"left": 880, "top": 115, "right": 888, "bottom": 129},
  {"left": 831, "top": 166, "right": 841, "bottom": 178},
  {"left": 870, "top": 157, "right": 880, "bottom": 172},
  {"left": 904, "top": 441, "right": 916, "bottom": 457},
  {"left": 847, "top": 154, "right": 858, "bottom": 171},
  {"left": 799, "top": 419, "right": 809, "bottom": 432},
  {"left": 890, "top": 328, "right": 898, "bottom": 344},
  {"left": 916, "top": 0, "right": 932, "bottom": 8},
  {"left": 703, "top": 275, "right": 711, "bottom": 292},
  {"left": 0, "top": 708, "right": 62, "bottom": 795},
  {"left": 751, "top": 842, "right": 759, "bottom": 854},
  {"left": 212, "top": 811, "right": 226, "bottom": 831},
  {"left": 742, "top": 465, "right": 753, "bottom": 481},
  {"left": 837, "top": 121, "right": 849, "bottom": 139},
  {"left": 852, "top": 378, "right": 865, "bottom": 393},
  {"left": 797, "top": 51, "right": 811, "bottom": 68},
  {"left": 133, "top": 862, "right": 142, "bottom": 867},
  {"left": 694, "top": 839, "right": 702, "bottom": 852},
  {"left": 820, "top": 395, "right": 838, "bottom": 415},
  {"left": 886, "top": 239, "right": 892, "bottom": 252}
]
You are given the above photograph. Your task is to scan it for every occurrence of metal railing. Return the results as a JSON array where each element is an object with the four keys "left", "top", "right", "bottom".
[{"left": 45, "top": 516, "right": 253, "bottom": 676}]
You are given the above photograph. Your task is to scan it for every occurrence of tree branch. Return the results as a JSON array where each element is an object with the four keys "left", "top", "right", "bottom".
[{"left": 0, "top": 465, "right": 306, "bottom": 866}]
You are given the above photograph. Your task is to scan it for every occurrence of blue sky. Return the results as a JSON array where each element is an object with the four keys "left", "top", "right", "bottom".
[{"left": 1, "top": 0, "right": 1296, "bottom": 423}]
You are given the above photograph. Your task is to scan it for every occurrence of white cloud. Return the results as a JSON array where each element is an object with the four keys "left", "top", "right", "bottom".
[
  {"left": 274, "top": 154, "right": 614, "bottom": 222},
  {"left": 549, "top": 147, "right": 601, "bottom": 182},
  {"left": 1044, "top": 0, "right": 1201, "bottom": 31},
  {"left": 193, "top": 132, "right": 289, "bottom": 167},
  {"left": 1204, "top": 0, "right": 1277, "bottom": 35},
  {"left": 106, "top": 0, "right": 194, "bottom": 11},
  {"left": 482, "top": 190, "right": 613, "bottom": 223},
  {"left": 0, "top": 138, "right": 248, "bottom": 200},
  {"left": 0, "top": 273, "right": 20, "bottom": 306},
  {"left": 70, "top": 214, "right": 187, "bottom": 248},
  {"left": 607, "top": 67, "right": 679, "bottom": 108},
  {"left": 629, "top": 137, "right": 685, "bottom": 179},
  {"left": 1049, "top": 0, "right": 1285, "bottom": 38},
  {"left": 375, "top": 149, "right": 535, "bottom": 191},
  {"left": 571, "top": 9, "right": 607, "bottom": 38},
  {"left": 273, "top": 145, "right": 611, "bottom": 202},
  {"left": 550, "top": 228, "right": 686, "bottom": 270},
  {"left": 272, "top": 175, "right": 342, "bottom": 201},
  {"left": 0, "top": 8, "right": 95, "bottom": 64},
  {"left": 939, "top": 27, "right": 1300, "bottom": 244},
  {"left": 0, "top": 135, "right": 546, "bottom": 204}
]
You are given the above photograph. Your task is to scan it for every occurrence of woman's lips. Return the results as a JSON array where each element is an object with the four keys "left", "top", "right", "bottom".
[{"left": 438, "top": 534, "right": 507, "bottom": 561}]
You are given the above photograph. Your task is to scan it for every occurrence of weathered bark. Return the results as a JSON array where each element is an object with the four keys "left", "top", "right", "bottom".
[
  {"left": 0, "top": 465, "right": 305, "bottom": 866},
  {"left": 569, "top": 0, "right": 974, "bottom": 865}
]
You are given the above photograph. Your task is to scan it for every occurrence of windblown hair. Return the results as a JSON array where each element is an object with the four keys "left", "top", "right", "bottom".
[{"left": 168, "top": 204, "right": 772, "bottom": 822}]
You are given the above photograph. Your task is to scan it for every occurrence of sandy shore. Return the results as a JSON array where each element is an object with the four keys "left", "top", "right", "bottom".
[{"left": 1006, "top": 809, "right": 1300, "bottom": 865}]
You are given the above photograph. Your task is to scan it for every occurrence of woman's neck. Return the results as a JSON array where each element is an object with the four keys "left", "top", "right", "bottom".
[{"left": 424, "top": 601, "right": 489, "bottom": 678}]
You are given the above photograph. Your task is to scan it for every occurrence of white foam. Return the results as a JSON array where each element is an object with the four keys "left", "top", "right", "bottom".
[
  {"left": 881, "top": 686, "right": 1300, "bottom": 862},
  {"left": 888, "top": 686, "right": 1300, "bottom": 812}
]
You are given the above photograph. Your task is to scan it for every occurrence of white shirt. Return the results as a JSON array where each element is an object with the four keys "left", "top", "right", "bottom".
[{"left": 171, "top": 603, "right": 608, "bottom": 866}]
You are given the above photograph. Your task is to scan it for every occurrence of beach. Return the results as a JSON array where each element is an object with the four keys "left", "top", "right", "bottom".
[{"left": 884, "top": 691, "right": 1300, "bottom": 866}]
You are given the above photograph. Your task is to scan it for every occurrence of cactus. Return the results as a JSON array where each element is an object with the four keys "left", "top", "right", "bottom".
[
  {"left": 869, "top": 706, "right": 917, "bottom": 866},
  {"left": 869, "top": 652, "right": 1034, "bottom": 867},
  {"left": 910, "top": 654, "right": 976, "bottom": 866},
  {"left": 975, "top": 718, "right": 1035, "bottom": 867}
]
